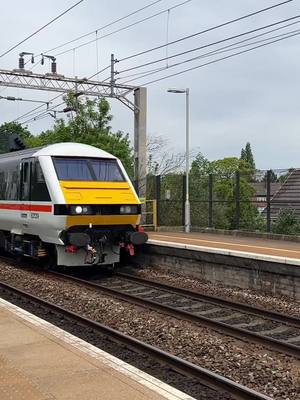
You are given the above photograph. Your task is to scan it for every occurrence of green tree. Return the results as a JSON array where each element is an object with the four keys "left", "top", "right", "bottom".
[
  {"left": 272, "top": 209, "right": 300, "bottom": 235},
  {"left": 190, "top": 153, "right": 261, "bottom": 230},
  {"left": 240, "top": 148, "right": 246, "bottom": 161},
  {"left": 0, "top": 122, "right": 32, "bottom": 140},
  {"left": 190, "top": 152, "right": 211, "bottom": 177},
  {"left": 210, "top": 157, "right": 252, "bottom": 179},
  {"left": 240, "top": 142, "right": 255, "bottom": 170},
  {"left": 27, "top": 95, "right": 133, "bottom": 177}
]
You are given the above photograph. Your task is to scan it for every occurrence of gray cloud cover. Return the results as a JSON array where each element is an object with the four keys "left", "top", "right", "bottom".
[{"left": 0, "top": 0, "right": 299, "bottom": 169}]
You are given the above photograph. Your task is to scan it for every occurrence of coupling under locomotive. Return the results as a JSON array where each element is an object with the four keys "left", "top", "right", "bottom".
[{"left": 0, "top": 142, "right": 147, "bottom": 266}]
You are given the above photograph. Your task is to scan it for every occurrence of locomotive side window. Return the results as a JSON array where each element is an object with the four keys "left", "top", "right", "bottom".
[
  {"left": 20, "top": 161, "right": 31, "bottom": 201},
  {"left": 23, "top": 162, "right": 29, "bottom": 182},
  {"left": 53, "top": 157, "right": 125, "bottom": 182},
  {"left": 36, "top": 162, "right": 45, "bottom": 183},
  {"left": 19, "top": 159, "right": 51, "bottom": 201},
  {"left": 31, "top": 161, "right": 51, "bottom": 201},
  {"left": 0, "top": 171, "right": 4, "bottom": 199},
  {"left": 7, "top": 170, "right": 18, "bottom": 200},
  {"left": 0, "top": 158, "right": 19, "bottom": 200}
]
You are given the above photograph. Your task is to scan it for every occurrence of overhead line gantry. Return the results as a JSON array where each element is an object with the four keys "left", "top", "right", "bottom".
[{"left": 0, "top": 58, "right": 147, "bottom": 197}]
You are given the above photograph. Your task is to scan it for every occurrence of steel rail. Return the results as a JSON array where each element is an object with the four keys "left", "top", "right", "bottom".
[
  {"left": 52, "top": 271, "right": 300, "bottom": 360},
  {"left": 116, "top": 272, "right": 300, "bottom": 328},
  {"left": 0, "top": 280, "right": 272, "bottom": 400}
]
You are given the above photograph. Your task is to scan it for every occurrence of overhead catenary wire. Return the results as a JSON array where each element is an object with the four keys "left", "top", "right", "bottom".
[
  {"left": 165, "top": 9, "right": 171, "bottom": 67},
  {"left": 17, "top": 0, "right": 191, "bottom": 118},
  {"left": 11, "top": 0, "right": 186, "bottom": 123},
  {"left": 89, "top": 65, "right": 111, "bottom": 79},
  {"left": 3, "top": 0, "right": 293, "bottom": 110},
  {"left": 121, "top": 26, "right": 300, "bottom": 84},
  {"left": 44, "top": 0, "right": 164, "bottom": 54},
  {"left": 20, "top": 26, "right": 300, "bottom": 125},
  {"left": 118, "top": 0, "right": 293, "bottom": 63},
  {"left": 95, "top": 31, "right": 99, "bottom": 80},
  {"left": 22, "top": 111, "right": 56, "bottom": 125},
  {"left": 54, "top": 0, "right": 192, "bottom": 57},
  {"left": 13, "top": 0, "right": 295, "bottom": 125},
  {"left": 25, "top": 0, "right": 189, "bottom": 76},
  {"left": 25, "top": 0, "right": 168, "bottom": 71},
  {"left": 139, "top": 29, "right": 300, "bottom": 87},
  {"left": 0, "top": 96, "right": 51, "bottom": 105},
  {"left": 26, "top": 113, "right": 52, "bottom": 123},
  {"left": 117, "top": 14, "right": 300, "bottom": 76},
  {"left": 118, "top": 67, "right": 168, "bottom": 81},
  {"left": 66, "top": 0, "right": 295, "bottom": 83},
  {"left": 13, "top": 93, "right": 63, "bottom": 122},
  {"left": 0, "top": 0, "right": 85, "bottom": 58},
  {"left": 21, "top": 100, "right": 66, "bottom": 125}
]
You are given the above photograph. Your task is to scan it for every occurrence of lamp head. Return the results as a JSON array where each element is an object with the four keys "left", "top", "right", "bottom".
[{"left": 167, "top": 88, "right": 186, "bottom": 94}]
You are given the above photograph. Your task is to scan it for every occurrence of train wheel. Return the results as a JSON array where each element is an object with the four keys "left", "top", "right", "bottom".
[{"left": 42, "top": 244, "right": 57, "bottom": 270}]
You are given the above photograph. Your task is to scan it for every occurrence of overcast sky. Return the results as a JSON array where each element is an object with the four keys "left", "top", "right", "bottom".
[{"left": 0, "top": 0, "right": 299, "bottom": 170}]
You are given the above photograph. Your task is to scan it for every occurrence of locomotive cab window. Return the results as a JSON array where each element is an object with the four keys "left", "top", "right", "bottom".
[
  {"left": 91, "top": 159, "right": 124, "bottom": 181},
  {"left": 53, "top": 157, "right": 125, "bottom": 182}
]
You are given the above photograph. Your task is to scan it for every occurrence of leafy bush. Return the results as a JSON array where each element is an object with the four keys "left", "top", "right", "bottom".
[{"left": 272, "top": 209, "right": 300, "bottom": 235}]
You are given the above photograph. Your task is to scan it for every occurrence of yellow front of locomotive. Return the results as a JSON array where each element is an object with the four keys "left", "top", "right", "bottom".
[
  {"left": 51, "top": 150, "right": 147, "bottom": 266},
  {"left": 61, "top": 180, "right": 140, "bottom": 228}
]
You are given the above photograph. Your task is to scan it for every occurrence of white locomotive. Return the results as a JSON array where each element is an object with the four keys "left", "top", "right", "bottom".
[{"left": 0, "top": 142, "right": 147, "bottom": 267}]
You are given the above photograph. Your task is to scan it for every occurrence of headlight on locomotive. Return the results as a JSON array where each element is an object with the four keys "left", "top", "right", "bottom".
[
  {"left": 70, "top": 205, "right": 93, "bottom": 215},
  {"left": 120, "top": 205, "right": 138, "bottom": 214}
]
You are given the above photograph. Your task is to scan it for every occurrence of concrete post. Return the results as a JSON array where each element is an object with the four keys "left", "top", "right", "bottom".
[{"left": 134, "top": 87, "right": 147, "bottom": 199}]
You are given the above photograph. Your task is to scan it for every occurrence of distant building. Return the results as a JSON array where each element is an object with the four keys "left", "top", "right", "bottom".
[
  {"left": 251, "top": 182, "right": 281, "bottom": 213},
  {"left": 267, "top": 169, "right": 300, "bottom": 220}
]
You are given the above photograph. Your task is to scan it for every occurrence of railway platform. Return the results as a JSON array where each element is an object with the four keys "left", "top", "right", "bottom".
[
  {"left": 0, "top": 298, "right": 194, "bottom": 400},
  {"left": 148, "top": 231, "right": 300, "bottom": 265}
]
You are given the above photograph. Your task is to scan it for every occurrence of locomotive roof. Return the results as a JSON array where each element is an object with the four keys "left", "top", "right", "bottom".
[{"left": 0, "top": 142, "right": 116, "bottom": 160}]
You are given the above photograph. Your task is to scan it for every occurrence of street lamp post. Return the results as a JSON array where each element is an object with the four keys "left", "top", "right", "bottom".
[{"left": 167, "top": 88, "right": 191, "bottom": 233}]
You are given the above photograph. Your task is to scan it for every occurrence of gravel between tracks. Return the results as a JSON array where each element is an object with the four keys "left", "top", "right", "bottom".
[
  {"left": 133, "top": 265, "right": 300, "bottom": 319},
  {"left": 0, "top": 262, "right": 299, "bottom": 399}
]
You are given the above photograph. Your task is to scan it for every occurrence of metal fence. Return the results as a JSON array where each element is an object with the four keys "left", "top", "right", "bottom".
[{"left": 145, "top": 168, "right": 300, "bottom": 234}]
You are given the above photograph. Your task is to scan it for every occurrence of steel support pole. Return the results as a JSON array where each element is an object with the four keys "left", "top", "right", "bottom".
[
  {"left": 266, "top": 170, "right": 271, "bottom": 232},
  {"left": 134, "top": 87, "right": 147, "bottom": 199},
  {"left": 235, "top": 171, "right": 241, "bottom": 230},
  {"left": 155, "top": 175, "right": 161, "bottom": 226},
  {"left": 182, "top": 175, "right": 187, "bottom": 227},
  {"left": 208, "top": 174, "right": 213, "bottom": 228},
  {"left": 185, "top": 89, "right": 191, "bottom": 233}
]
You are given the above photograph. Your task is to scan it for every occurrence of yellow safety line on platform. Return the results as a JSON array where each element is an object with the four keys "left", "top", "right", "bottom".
[{"left": 150, "top": 234, "right": 300, "bottom": 255}]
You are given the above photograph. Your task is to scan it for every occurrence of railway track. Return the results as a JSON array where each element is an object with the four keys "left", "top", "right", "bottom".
[
  {"left": 55, "top": 270, "right": 300, "bottom": 360},
  {"left": 0, "top": 279, "right": 272, "bottom": 400}
]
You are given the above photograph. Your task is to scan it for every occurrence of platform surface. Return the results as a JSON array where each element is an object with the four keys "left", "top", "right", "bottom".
[
  {"left": 0, "top": 298, "right": 194, "bottom": 400},
  {"left": 148, "top": 231, "right": 300, "bottom": 264}
]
